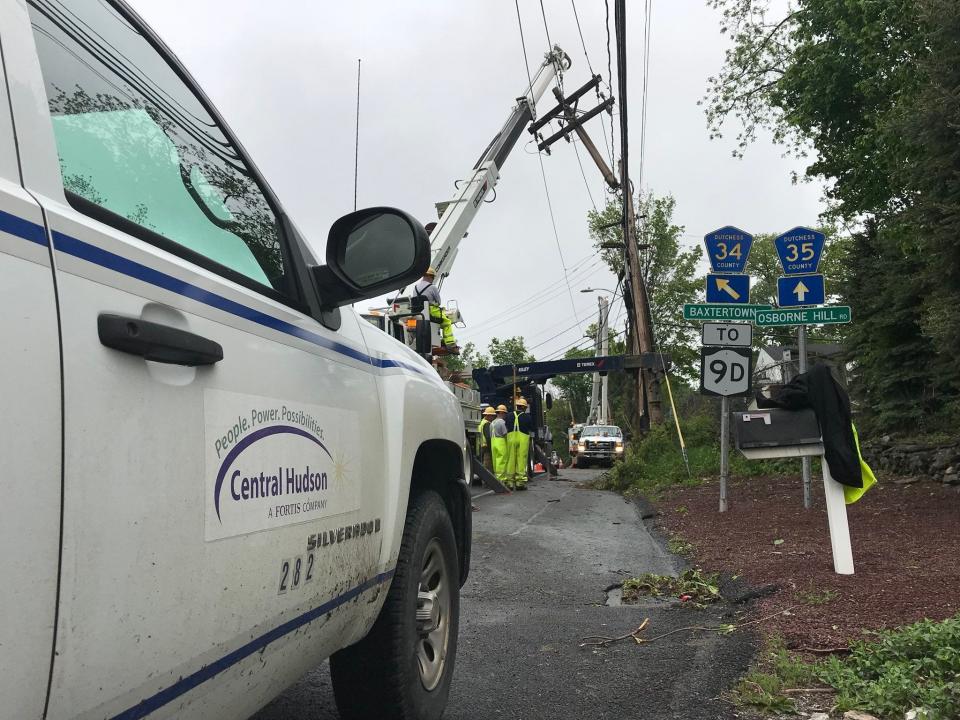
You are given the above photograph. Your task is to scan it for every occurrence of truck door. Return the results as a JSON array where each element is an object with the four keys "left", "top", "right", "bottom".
[
  {"left": 0, "top": 19, "right": 61, "bottom": 719},
  {"left": 9, "top": 1, "right": 391, "bottom": 718}
]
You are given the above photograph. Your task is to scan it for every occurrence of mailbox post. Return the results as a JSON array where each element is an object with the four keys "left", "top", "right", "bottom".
[{"left": 733, "top": 408, "right": 854, "bottom": 575}]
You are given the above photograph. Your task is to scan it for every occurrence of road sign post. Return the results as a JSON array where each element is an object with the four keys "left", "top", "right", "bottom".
[
  {"left": 720, "top": 397, "right": 729, "bottom": 513},
  {"left": 799, "top": 325, "right": 812, "bottom": 509}
]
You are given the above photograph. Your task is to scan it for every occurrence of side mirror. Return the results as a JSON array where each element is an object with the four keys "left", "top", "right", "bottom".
[
  {"left": 545, "top": 392, "right": 553, "bottom": 410},
  {"left": 313, "top": 207, "right": 430, "bottom": 309}
]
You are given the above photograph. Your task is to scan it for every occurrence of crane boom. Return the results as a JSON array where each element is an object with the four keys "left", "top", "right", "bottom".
[{"left": 430, "top": 46, "right": 571, "bottom": 286}]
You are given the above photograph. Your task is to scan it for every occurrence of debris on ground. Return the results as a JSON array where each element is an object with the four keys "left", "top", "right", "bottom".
[{"left": 621, "top": 568, "right": 721, "bottom": 607}]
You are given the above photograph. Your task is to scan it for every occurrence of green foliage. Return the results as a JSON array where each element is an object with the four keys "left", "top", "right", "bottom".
[
  {"left": 704, "top": 0, "right": 960, "bottom": 435},
  {"left": 733, "top": 636, "right": 819, "bottom": 713},
  {"left": 486, "top": 336, "right": 534, "bottom": 366},
  {"left": 818, "top": 616, "right": 960, "bottom": 719},
  {"left": 587, "top": 192, "right": 703, "bottom": 383},
  {"left": 622, "top": 568, "right": 720, "bottom": 606},
  {"left": 600, "top": 409, "right": 798, "bottom": 497}
]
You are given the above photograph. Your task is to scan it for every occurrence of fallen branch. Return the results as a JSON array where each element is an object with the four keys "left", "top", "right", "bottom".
[
  {"left": 581, "top": 618, "right": 650, "bottom": 647},
  {"left": 783, "top": 688, "right": 834, "bottom": 694},
  {"left": 580, "top": 607, "right": 796, "bottom": 649},
  {"left": 798, "top": 646, "right": 850, "bottom": 655}
]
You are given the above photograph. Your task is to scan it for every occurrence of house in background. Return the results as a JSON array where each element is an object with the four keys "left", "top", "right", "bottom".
[{"left": 755, "top": 343, "right": 847, "bottom": 387}]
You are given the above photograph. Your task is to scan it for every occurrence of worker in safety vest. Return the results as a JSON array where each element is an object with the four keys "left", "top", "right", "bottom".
[
  {"left": 505, "top": 397, "right": 531, "bottom": 490},
  {"left": 477, "top": 406, "right": 496, "bottom": 472},
  {"left": 489, "top": 405, "right": 509, "bottom": 486},
  {"left": 412, "top": 267, "right": 457, "bottom": 350}
]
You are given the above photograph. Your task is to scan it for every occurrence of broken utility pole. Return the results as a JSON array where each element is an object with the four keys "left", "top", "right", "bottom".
[{"left": 615, "top": 0, "right": 663, "bottom": 427}]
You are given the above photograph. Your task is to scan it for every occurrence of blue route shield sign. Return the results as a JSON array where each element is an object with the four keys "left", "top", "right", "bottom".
[
  {"left": 704, "top": 226, "right": 753, "bottom": 273},
  {"left": 706, "top": 273, "right": 750, "bottom": 304},
  {"left": 777, "top": 274, "right": 825, "bottom": 307},
  {"left": 775, "top": 227, "right": 825, "bottom": 275}
]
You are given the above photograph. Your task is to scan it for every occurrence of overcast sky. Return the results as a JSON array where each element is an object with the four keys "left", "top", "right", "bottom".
[{"left": 130, "top": 0, "right": 823, "bottom": 360}]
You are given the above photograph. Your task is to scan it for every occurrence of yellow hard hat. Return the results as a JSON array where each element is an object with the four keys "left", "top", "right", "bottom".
[
  {"left": 496, "top": 404, "right": 508, "bottom": 413},
  {"left": 516, "top": 397, "right": 528, "bottom": 408},
  {"left": 482, "top": 406, "right": 496, "bottom": 416},
  {"left": 424, "top": 266, "right": 437, "bottom": 277}
]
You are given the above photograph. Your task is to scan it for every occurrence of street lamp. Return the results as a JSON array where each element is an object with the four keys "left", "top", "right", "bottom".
[{"left": 580, "top": 287, "right": 616, "bottom": 295}]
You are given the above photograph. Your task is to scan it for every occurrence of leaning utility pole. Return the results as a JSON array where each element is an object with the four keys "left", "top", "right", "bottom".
[{"left": 615, "top": 0, "right": 663, "bottom": 426}]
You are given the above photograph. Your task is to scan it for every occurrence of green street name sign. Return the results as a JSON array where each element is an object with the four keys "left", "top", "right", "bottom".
[
  {"left": 683, "top": 303, "right": 772, "bottom": 322},
  {"left": 755, "top": 305, "right": 852, "bottom": 327}
]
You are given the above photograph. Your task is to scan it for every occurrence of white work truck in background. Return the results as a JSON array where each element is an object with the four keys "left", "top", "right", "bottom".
[
  {"left": 0, "top": 1, "right": 471, "bottom": 719},
  {"left": 573, "top": 425, "right": 625, "bottom": 468}
]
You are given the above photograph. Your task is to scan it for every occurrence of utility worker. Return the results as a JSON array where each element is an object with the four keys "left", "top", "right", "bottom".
[
  {"left": 413, "top": 267, "right": 457, "bottom": 351},
  {"left": 489, "top": 405, "right": 509, "bottom": 487},
  {"left": 477, "top": 406, "right": 496, "bottom": 473},
  {"left": 517, "top": 397, "right": 535, "bottom": 480},
  {"left": 505, "top": 397, "right": 531, "bottom": 490}
]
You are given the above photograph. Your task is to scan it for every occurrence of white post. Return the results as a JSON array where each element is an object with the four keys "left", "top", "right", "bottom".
[
  {"left": 821, "top": 458, "right": 854, "bottom": 574},
  {"left": 719, "top": 396, "right": 729, "bottom": 513}
]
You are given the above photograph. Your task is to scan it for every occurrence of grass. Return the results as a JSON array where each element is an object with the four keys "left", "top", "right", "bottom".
[
  {"left": 666, "top": 536, "right": 695, "bottom": 558},
  {"left": 797, "top": 587, "right": 838, "bottom": 606},
  {"left": 732, "top": 637, "right": 821, "bottom": 713}
]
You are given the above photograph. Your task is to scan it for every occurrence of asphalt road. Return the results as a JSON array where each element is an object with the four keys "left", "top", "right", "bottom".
[{"left": 255, "top": 468, "right": 754, "bottom": 719}]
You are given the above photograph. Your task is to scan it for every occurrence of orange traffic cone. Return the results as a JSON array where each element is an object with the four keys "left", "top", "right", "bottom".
[{"left": 534, "top": 463, "right": 544, "bottom": 473}]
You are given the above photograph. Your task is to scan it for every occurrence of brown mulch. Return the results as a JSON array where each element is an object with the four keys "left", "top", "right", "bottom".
[{"left": 656, "top": 474, "right": 960, "bottom": 651}]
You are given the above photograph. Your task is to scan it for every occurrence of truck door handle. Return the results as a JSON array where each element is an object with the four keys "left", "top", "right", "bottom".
[{"left": 98, "top": 314, "right": 223, "bottom": 366}]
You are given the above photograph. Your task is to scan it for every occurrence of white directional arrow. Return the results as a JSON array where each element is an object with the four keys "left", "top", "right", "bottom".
[{"left": 793, "top": 280, "right": 809, "bottom": 302}]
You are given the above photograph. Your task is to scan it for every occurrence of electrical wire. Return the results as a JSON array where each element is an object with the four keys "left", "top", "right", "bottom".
[
  {"left": 637, "top": 0, "right": 653, "bottom": 192},
  {"left": 461, "top": 255, "right": 604, "bottom": 336},
  {"left": 572, "top": 139, "right": 598, "bottom": 211},
  {"left": 513, "top": 0, "right": 581, "bottom": 331},
  {"left": 570, "top": 0, "right": 595, "bottom": 75}
]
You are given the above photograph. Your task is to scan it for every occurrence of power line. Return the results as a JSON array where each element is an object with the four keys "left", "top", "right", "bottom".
[
  {"left": 604, "top": 0, "right": 617, "bottom": 168},
  {"left": 539, "top": 0, "right": 554, "bottom": 53},
  {"left": 637, "top": 0, "right": 653, "bottom": 192},
  {"left": 572, "top": 139, "right": 598, "bottom": 211},
  {"left": 513, "top": 0, "right": 581, "bottom": 331},
  {"left": 462, "top": 255, "right": 605, "bottom": 336},
  {"left": 570, "top": 0, "right": 595, "bottom": 75},
  {"left": 514, "top": 0, "right": 535, "bottom": 100},
  {"left": 536, "top": 153, "right": 582, "bottom": 326}
]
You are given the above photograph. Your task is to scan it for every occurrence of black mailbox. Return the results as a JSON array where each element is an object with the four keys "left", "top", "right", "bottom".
[{"left": 733, "top": 408, "right": 824, "bottom": 460}]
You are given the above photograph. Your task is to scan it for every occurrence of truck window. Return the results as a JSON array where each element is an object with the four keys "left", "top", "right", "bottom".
[{"left": 27, "top": 0, "right": 288, "bottom": 294}]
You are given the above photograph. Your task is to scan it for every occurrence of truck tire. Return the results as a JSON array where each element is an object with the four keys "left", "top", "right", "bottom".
[{"left": 331, "top": 490, "right": 459, "bottom": 720}]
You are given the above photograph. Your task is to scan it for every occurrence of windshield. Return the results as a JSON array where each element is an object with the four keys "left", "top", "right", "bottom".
[{"left": 581, "top": 426, "right": 621, "bottom": 437}]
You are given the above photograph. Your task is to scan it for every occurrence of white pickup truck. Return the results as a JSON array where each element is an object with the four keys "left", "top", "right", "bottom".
[{"left": 1, "top": 1, "right": 471, "bottom": 719}]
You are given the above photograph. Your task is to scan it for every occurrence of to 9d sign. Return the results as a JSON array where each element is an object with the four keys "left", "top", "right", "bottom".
[{"left": 700, "top": 347, "right": 752, "bottom": 397}]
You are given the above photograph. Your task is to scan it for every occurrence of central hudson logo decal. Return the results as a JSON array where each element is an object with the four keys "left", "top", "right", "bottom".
[{"left": 204, "top": 390, "right": 361, "bottom": 541}]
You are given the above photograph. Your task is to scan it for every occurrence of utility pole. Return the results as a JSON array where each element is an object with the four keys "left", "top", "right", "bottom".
[
  {"left": 614, "top": 0, "right": 663, "bottom": 428},
  {"left": 588, "top": 310, "right": 600, "bottom": 424},
  {"left": 600, "top": 295, "right": 610, "bottom": 423}
]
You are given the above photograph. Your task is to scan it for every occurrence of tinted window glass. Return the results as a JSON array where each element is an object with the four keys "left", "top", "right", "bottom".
[{"left": 28, "top": 0, "right": 284, "bottom": 290}]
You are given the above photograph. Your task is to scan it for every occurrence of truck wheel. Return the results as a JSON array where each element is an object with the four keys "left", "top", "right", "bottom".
[{"left": 331, "top": 490, "right": 459, "bottom": 720}]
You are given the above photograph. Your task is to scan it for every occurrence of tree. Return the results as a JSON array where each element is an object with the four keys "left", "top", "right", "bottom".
[
  {"left": 703, "top": 0, "right": 958, "bottom": 433},
  {"left": 588, "top": 192, "right": 703, "bottom": 382},
  {"left": 486, "top": 336, "right": 534, "bottom": 366}
]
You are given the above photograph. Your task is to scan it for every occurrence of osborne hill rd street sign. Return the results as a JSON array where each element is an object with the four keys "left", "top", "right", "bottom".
[
  {"left": 704, "top": 226, "right": 753, "bottom": 273},
  {"left": 775, "top": 226, "right": 826, "bottom": 275},
  {"left": 755, "top": 305, "right": 852, "bottom": 327},
  {"left": 684, "top": 303, "right": 772, "bottom": 322},
  {"left": 777, "top": 273, "right": 825, "bottom": 308}
]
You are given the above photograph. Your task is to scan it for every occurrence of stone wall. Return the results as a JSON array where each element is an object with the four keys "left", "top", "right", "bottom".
[{"left": 861, "top": 437, "right": 960, "bottom": 486}]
